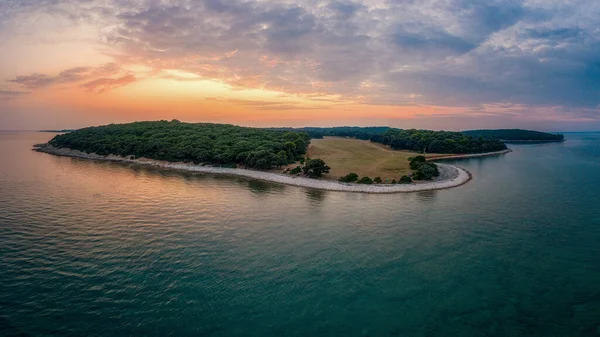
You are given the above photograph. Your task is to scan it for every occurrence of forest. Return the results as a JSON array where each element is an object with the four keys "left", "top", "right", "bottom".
[
  {"left": 274, "top": 126, "right": 392, "bottom": 140},
  {"left": 49, "top": 121, "right": 310, "bottom": 169},
  {"left": 371, "top": 129, "right": 507, "bottom": 154},
  {"left": 462, "top": 129, "right": 565, "bottom": 141},
  {"left": 285, "top": 127, "right": 507, "bottom": 154},
  {"left": 48, "top": 122, "right": 528, "bottom": 173}
]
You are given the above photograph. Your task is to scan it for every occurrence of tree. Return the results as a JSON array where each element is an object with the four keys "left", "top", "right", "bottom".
[
  {"left": 275, "top": 150, "right": 288, "bottom": 168},
  {"left": 303, "top": 158, "right": 330, "bottom": 178},
  {"left": 48, "top": 121, "right": 312, "bottom": 170},
  {"left": 290, "top": 166, "right": 302, "bottom": 175},
  {"left": 357, "top": 176, "right": 373, "bottom": 184},
  {"left": 399, "top": 175, "right": 412, "bottom": 184},
  {"left": 413, "top": 162, "right": 439, "bottom": 180},
  {"left": 339, "top": 173, "right": 359, "bottom": 182},
  {"left": 409, "top": 155, "right": 427, "bottom": 170},
  {"left": 391, "top": 179, "right": 397, "bottom": 184},
  {"left": 373, "top": 177, "right": 383, "bottom": 183},
  {"left": 374, "top": 128, "right": 507, "bottom": 154}
]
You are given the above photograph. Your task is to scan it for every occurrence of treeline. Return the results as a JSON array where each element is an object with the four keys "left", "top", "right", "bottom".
[
  {"left": 372, "top": 129, "right": 507, "bottom": 154},
  {"left": 462, "top": 129, "right": 565, "bottom": 141},
  {"left": 274, "top": 126, "right": 392, "bottom": 140},
  {"left": 49, "top": 121, "right": 310, "bottom": 169},
  {"left": 278, "top": 126, "right": 507, "bottom": 154}
]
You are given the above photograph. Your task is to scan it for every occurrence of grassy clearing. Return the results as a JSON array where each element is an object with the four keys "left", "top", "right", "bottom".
[{"left": 307, "top": 137, "right": 441, "bottom": 182}]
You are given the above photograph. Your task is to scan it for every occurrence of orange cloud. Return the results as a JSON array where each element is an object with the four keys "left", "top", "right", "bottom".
[{"left": 81, "top": 75, "right": 137, "bottom": 93}]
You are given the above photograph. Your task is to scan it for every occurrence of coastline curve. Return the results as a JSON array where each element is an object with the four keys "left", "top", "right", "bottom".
[{"left": 33, "top": 144, "right": 478, "bottom": 194}]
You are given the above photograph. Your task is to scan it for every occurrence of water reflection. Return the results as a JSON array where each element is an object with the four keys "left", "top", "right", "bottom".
[
  {"left": 247, "top": 179, "right": 285, "bottom": 196},
  {"left": 416, "top": 190, "right": 437, "bottom": 202},
  {"left": 4, "top": 132, "right": 600, "bottom": 336},
  {"left": 305, "top": 188, "right": 327, "bottom": 204},
  {"left": 442, "top": 153, "right": 506, "bottom": 173}
]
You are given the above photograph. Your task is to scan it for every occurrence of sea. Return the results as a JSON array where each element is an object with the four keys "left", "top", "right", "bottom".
[{"left": 1, "top": 132, "right": 600, "bottom": 336}]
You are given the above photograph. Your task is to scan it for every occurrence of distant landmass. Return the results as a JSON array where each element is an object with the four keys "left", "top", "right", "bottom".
[
  {"left": 462, "top": 129, "right": 565, "bottom": 142},
  {"left": 40, "top": 129, "right": 76, "bottom": 133},
  {"left": 275, "top": 126, "right": 563, "bottom": 145},
  {"left": 36, "top": 120, "right": 504, "bottom": 192},
  {"left": 35, "top": 121, "right": 552, "bottom": 192},
  {"left": 42, "top": 122, "right": 513, "bottom": 169},
  {"left": 35, "top": 121, "right": 568, "bottom": 190}
]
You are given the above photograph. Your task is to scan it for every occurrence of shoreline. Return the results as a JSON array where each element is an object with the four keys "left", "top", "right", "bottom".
[
  {"left": 33, "top": 143, "right": 484, "bottom": 194},
  {"left": 427, "top": 149, "right": 512, "bottom": 161},
  {"left": 501, "top": 139, "right": 564, "bottom": 144}
]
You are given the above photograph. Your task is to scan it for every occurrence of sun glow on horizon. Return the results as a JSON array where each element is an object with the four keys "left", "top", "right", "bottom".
[{"left": 2, "top": 0, "right": 599, "bottom": 131}]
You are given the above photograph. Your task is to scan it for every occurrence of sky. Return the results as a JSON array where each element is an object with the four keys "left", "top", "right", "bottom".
[{"left": 1, "top": 0, "right": 599, "bottom": 131}]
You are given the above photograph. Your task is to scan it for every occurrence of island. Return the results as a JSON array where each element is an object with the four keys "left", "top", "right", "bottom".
[
  {"left": 463, "top": 129, "right": 565, "bottom": 143},
  {"left": 33, "top": 120, "right": 528, "bottom": 193}
]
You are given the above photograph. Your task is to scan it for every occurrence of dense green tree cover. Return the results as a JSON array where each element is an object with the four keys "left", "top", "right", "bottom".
[
  {"left": 49, "top": 121, "right": 310, "bottom": 169},
  {"left": 372, "top": 129, "right": 507, "bottom": 154},
  {"left": 409, "top": 156, "right": 427, "bottom": 170},
  {"left": 339, "top": 173, "right": 359, "bottom": 182},
  {"left": 273, "top": 126, "right": 392, "bottom": 140},
  {"left": 462, "top": 129, "right": 564, "bottom": 141},
  {"left": 412, "top": 162, "right": 440, "bottom": 180},
  {"left": 276, "top": 126, "right": 511, "bottom": 154},
  {"left": 408, "top": 156, "right": 440, "bottom": 181},
  {"left": 303, "top": 159, "right": 331, "bottom": 178},
  {"left": 357, "top": 176, "right": 374, "bottom": 184},
  {"left": 413, "top": 164, "right": 439, "bottom": 180}
]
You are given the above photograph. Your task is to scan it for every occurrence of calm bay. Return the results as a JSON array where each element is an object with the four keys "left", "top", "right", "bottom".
[{"left": 1, "top": 132, "right": 600, "bottom": 336}]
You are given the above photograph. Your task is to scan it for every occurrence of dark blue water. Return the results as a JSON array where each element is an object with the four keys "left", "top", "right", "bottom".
[{"left": 1, "top": 132, "right": 600, "bottom": 336}]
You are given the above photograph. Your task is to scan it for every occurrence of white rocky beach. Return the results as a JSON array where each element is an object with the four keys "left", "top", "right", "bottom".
[{"left": 33, "top": 143, "right": 486, "bottom": 193}]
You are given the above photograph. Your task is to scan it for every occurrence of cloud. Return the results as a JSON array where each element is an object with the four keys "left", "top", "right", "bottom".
[
  {"left": 81, "top": 74, "right": 136, "bottom": 93},
  {"left": 0, "top": 89, "right": 30, "bottom": 101},
  {"left": 9, "top": 74, "right": 56, "bottom": 88},
  {"left": 206, "top": 97, "right": 329, "bottom": 111},
  {"left": 2, "top": 0, "right": 600, "bottom": 121},
  {"left": 8, "top": 63, "right": 135, "bottom": 92}
]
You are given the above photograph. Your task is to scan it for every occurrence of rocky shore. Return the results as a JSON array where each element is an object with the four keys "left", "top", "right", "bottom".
[
  {"left": 33, "top": 143, "right": 475, "bottom": 193},
  {"left": 427, "top": 149, "right": 512, "bottom": 161}
]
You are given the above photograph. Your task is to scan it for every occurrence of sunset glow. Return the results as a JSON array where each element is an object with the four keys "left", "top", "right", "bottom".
[{"left": 1, "top": 0, "right": 599, "bottom": 130}]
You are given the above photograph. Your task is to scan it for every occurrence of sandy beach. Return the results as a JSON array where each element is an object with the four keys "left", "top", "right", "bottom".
[{"left": 33, "top": 143, "right": 485, "bottom": 193}]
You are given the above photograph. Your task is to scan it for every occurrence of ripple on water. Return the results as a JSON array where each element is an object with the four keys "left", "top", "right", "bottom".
[{"left": 2, "top": 132, "right": 600, "bottom": 336}]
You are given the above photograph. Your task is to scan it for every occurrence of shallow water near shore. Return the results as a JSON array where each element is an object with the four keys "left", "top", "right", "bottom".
[{"left": 2, "top": 132, "right": 600, "bottom": 336}]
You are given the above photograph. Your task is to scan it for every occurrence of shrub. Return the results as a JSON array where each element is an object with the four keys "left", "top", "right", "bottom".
[
  {"left": 357, "top": 176, "right": 373, "bottom": 184},
  {"left": 373, "top": 177, "right": 383, "bottom": 183},
  {"left": 399, "top": 175, "right": 412, "bottom": 184},
  {"left": 391, "top": 179, "right": 397, "bottom": 184},
  {"left": 339, "top": 172, "right": 359, "bottom": 182},
  {"left": 290, "top": 166, "right": 302, "bottom": 175},
  {"left": 413, "top": 162, "right": 440, "bottom": 180}
]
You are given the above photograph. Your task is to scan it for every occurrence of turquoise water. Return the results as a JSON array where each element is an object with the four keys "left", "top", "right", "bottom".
[{"left": 1, "top": 132, "right": 600, "bottom": 336}]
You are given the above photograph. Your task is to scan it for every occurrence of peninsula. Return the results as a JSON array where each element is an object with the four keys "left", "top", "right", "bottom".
[
  {"left": 33, "top": 120, "right": 524, "bottom": 193},
  {"left": 463, "top": 129, "right": 565, "bottom": 143}
]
